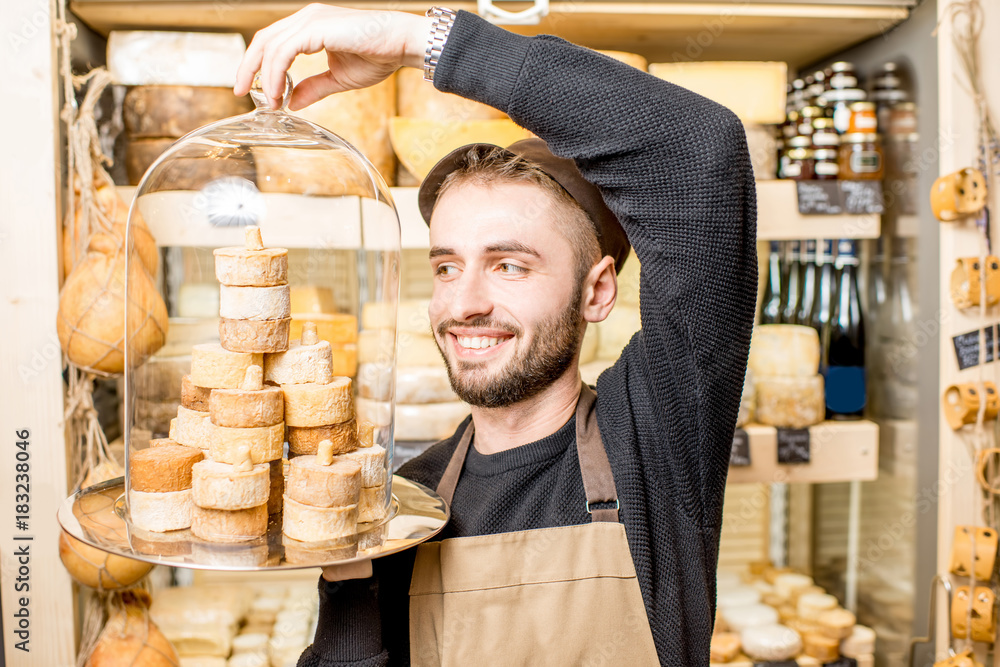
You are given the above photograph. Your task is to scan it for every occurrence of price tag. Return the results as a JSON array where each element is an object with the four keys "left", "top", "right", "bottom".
[
  {"left": 729, "top": 429, "right": 751, "bottom": 467},
  {"left": 953, "top": 325, "right": 1000, "bottom": 370},
  {"left": 820, "top": 659, "right": 858, "bottom": 667},
  {"left": 776, "top": 428, "right": 810, "bottom": 464},
  {"left": 796, "top": 180, "right": 884, "bottom": 215}
]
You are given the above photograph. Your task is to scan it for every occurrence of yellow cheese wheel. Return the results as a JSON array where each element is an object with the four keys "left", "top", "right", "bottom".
[
  {"left": 210, "top": 423, "right": 285, "bottom": 464},
  {"left": 396, "top": 67, "right": 505, "bottom": 121},
  {"left": 168, "top": 406, "right": 215, "bottom": 449},
  {"left": 282, "top": 378, "right": 354, "bottom": 427},
  {"left": 128, "top": 488, "right": 193, "bottom": 532},
  {"left": 389, "top": 118, "right": 533, "bottom": 180},
  {"left": 264, "top": 338, "right": 335, "bottom": 386},
  {"left": 286, "top": 456, "right": 361, "bottom": 508},
  {"left": 219, "top": 317, "right": 290, "bottom": 354},
  {"left": 129, "top": 444, "right": 204, "bottom": 492},
  {"left": 214, "top": 246, "right": 288, "bottom": 288}
]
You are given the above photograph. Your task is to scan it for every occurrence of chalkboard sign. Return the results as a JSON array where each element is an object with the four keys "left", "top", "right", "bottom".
[
  {"left": 796, "top": 180, "right": 885, "bottom": 216},
  {"left": 953, "top": 325, "right": 1000, "bottom": 370},
  {"left": 821, "top": 659, "right": 858, "bottom": 667},
  {"left": 730, "top": 429, "right": 751, "bottom": 467},
  {"left": 752, "top": 661, "right": 798, "bottom": 667},
  {"left": 776, "top": 428, "right": 810, "bottom": 464}
]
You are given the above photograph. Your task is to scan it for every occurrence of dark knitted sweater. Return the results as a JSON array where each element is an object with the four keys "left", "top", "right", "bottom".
[{"left": 299, "top": 10, "right": 757, "bottom": 667}]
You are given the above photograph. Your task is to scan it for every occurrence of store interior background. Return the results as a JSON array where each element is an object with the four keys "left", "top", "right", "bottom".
[{"left": 6, "top": 0, "right": 1000, "bottom": 664}]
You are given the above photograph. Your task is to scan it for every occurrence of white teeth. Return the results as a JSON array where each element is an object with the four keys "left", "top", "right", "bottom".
[{"left": 457, "top": 336, "right": 503, "bottom": 350}]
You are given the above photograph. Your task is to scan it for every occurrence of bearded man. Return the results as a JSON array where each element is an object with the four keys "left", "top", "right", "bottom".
[{"left": 237, "top": 5, "right": 757, "bottom": 664}]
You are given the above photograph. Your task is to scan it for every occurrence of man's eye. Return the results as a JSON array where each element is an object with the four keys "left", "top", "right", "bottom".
[
  {"left": 435, "top": 265, "right": 457, "bottom": 276},
  {"left": 498, "top": 263, "right": 526, "bottom": 274}
]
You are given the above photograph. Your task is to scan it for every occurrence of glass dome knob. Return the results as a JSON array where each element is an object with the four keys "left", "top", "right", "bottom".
[{"left": 250, "top": 71, "right": 294, "bottom": 111}]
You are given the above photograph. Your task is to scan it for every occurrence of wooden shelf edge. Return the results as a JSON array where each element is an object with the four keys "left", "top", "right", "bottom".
[
  {"left": 755, "top": 180, "right": 881, "bottom": 241},
  {"left": 727, "top": 419, "right": 880, "bottom": 484}
]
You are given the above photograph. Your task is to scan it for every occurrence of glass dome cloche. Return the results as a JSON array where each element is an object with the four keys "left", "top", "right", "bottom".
[{"left": 120, "top": 74, "right": 406, "bottom": 568}]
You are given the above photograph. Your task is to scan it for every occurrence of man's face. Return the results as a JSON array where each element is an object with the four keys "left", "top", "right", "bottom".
[{"left": 428, "top": 180, "right": 584, "bottom": 408}]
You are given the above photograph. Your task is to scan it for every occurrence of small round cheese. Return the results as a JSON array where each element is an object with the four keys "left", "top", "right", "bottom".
[
  {"left": 190, "top": 343, "right": 263, "bottom": 389},
  {"left": 181, "top": 374, "right": 212, "bottom": 412},
  {"left": 749, "top": 324, "right": 820, "bottom": 377},
  {"left": 192, "top": 460, "right": 270, "bottom": 510},
  {"left": 358, "top": 484, "right": 388, "bottom": 524},
  {"left": 797, "top": 592, "right": 838, "bottom": 620},
  {"left": 287, "top": 420, "right": 357, "bottom": 457},
  {"left": 803, "top": 631, "right": 840, "bottom": 662},
  {"left": 756, "top": 375, "right": 825, "bottom": 429},
  {"left": 228, "top": 651, "right": 268, "bottom": 667},
  {"left": 209, "top": 384, "right": 284, "bottom": 428},
  {"left": 817, "top": 608, "right": 856, "bottom": 639},
  {"left": 129, "top": 488, "right": 193, "bottom": 532},
  {"left": 191, "top": 503, "right": 268, "bottom": 542},
  {"left": 214, "top": 239, "right": 288, "bottom": 287},
  {"left": 220, "top": 317, "right": 290, "bottom": 354},
  {"left": 130, "top": 444, "right": 204, "bottom": 492},
  {"left": 740, "top": 624, "right": 802, "bottom": 662},
  {"left": 282, "top": 377, "right": 354, "bottom": 427},
  {"left": 722, "top": 603, "right": 779, "bottom": 632},
  {"left": 717, "top": 586, "right": 761, "bottom": 609},
  {"left": 219, "top": 284, "right": 290, "bottom": 321},
  {"left": 231, "top": 632, "right": 269, "bottom": 656},
  {"left": 773, "top": 572, "right": 814, "bottom": 601},
  {"left": 286, "top": 456, "right": 361, "bottom": 508},
  {"left": 338, "top": 444, "right": 387, "bottom": 488},
  {"left": 709, "top": 632, "right": 741, "bottom": 663},
  {"left": 264, "top": 338, "right": 335, "bottom": 386},
  {"left": 281, "top": 496, "right": 358, "bottom": 543},
  {"left": 210, "top": 422, "right": 284, "bottom": 464},
  {"left": 840, "top": 624, "right": 876, "bottom": 657},
  {"left": 169, "top": 406, "right": 215, "bottom": 449}
]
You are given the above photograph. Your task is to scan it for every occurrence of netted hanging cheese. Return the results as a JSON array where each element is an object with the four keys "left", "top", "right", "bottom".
[
  {"left": 287, "top": 419, "right": 357, "bottom": 457},
  {"left": 129, "top": 488, "right": 194, "bottom": 532},
  {"left": 755, "top": 375, "right": 825, "bottom": 428},
  {"left": 169, "top": 406, "right": 215, "bottom": 449},
  {"left": 282, "top": 496, "right": 358, "bottom": 542},
  {"left": 192, "top": 456, "right": 270, "bottom": 511},
  {"left": 210, "top": 422, "right": 284, "bottom": 464},
  {"left": 192, "top": 503, "right": 268, "bottom": 542},
  {"left": 181, "top": 374, "right": 212, "bottom": 412},
  {"left": 209, "top": 366, "right": 283, "bottom": 428},
  {"left": 268, "top": 459, "right": 284, "bottom": 515},
  {"left": 358, "top": 485, "right": 387, "bottom": 523},
  {"left": 264, "top": 322, "right": 335, "bottom": 385},
  {"left": 220, "top": 317, "right": 290, "bottom": 354},
  {"left": 282, "top": 377, "right": 353, "bottom": 427},
  {"left": 130, "top": 444, "right": 204, "bottom": 492},
  {"left": 214, "top": 227, "right": 288, "bottom": 287},
  {"left": 219, "top": 284, "right": 291, "bottom": 321},
  {"left": 749, "top": 324, "right": 820, "bottom": 377},
  {"left": 339, "top": 444, "right": 387, "bottom": 488},
  {"left": 191, "top": 343, "right": 263, "bottom": 389},
  {"left": 286, "top": 447, "right": 361, "bottom": 508},
  {"left": 396, "top": 402, "right": 470, "bottom": 441}
]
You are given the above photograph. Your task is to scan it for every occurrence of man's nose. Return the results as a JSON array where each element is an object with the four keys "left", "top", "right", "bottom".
[{"left": 445, "top": 270, "right": 493, "bottom": 322}]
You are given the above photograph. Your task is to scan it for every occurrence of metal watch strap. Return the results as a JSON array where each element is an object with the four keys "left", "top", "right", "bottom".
[{"left": 424, "top": 7, "right": 457, "bottom": 83}]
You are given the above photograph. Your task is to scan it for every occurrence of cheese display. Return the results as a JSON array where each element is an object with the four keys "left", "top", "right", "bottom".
[
  {"left": 281, "top": 377, "right": 354, "bottom": 427},
  {"left": 209, "top": 422, "right": 284, "bottom": 464},
  {"left": 286, "top": 450, "right": 362, "bottom": 508},
  {"left": 282, "top": 497, "right": 359, "bottom": 542},
  {"left": 129, "top": 444, "right": 204, "bottom": 492},
  {"left": 169, "top": 406, "right": 215, "bottom": 449},
  {"left": 264, "top": 322, "right": 335, "bottom": 385},
  {"left": 209, "top": 366, "right": 284, "bottom": 428},
  {"left": 739, "top": 625, "right": 802, "bottom": 662},
  {"left": 747, "top": 325, "right": 826, "bottom": 429},
  {"left": 287, "top": 419, "right": 358, "bottom": 457},
  {"left": 129, "top": 488, "right": 194, "bottom": 532},
  {"left": 219, "top": 284, "right": 291, "bottom": 321},
  {"left": 192, "top": 503, "right": 268, "bottom": 542},
  {"left": 190, "top": 343, "right": 264, "bottom": 389},
  {"left": 192, "top": 458, "right": 270, "bottom": 511},
  {"left": 214, "top": 247, "right": 288, "bottom": 289}
]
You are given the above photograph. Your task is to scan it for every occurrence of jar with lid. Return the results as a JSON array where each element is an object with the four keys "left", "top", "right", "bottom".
[
  {"left": 782, "top": 137, "right": 815, "bottom": 181},
  {"left": 828, "top": 62, "right": 859, "bottom": 90},
  {"left": 888, "top": 102, "right": 918, "bottom": 136},
  {"left": 782, "top": 110, "right": 801, "bottom": 140},
  {"left": 811, "top": 118, "right": 840, "bottom": 149},
  {"left": 848, "top": 102, "right": 878, "bottom": 133},
  {"left": 839, "top": 133, "right": 884, "bottom": 180},
  {"left": 806, "top": 71, "right": 827, "bottom": 104},
  {"left": 789, "top": 78, "right": 807, "bottom": 113},
  {"left": 820, "top": 88, "right": 868, "bottom": 134},
  {"left": 798, "top": 106, "right": 824, "bottom": 136},
  {"left": 813, "top": 149, "right": 840, "bottom": 180}
]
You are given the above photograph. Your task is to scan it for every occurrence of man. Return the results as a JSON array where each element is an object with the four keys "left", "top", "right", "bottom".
[{"left": 236, "top": 5, "right": 756, "bottom": 664}]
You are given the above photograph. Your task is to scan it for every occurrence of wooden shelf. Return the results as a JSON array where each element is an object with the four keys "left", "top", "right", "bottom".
[
  {"left": 755, "top": 180, "right": 881, "bottom": 240},
  {"left": 71, "top": 0, "right": 910, "bottom": 70},
  {"left": 727, "top": 420, "right": 879, "bottom": 484}
]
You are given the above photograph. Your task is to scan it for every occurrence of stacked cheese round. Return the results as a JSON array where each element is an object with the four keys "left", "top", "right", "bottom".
[
  {"left": 748, "top": 325, "right": 825, "bottom": 428},
  {"left": 128, "top": 443, "right": 204, "bottom": 532},
  {"left": 213, "top": 227, "right": 290, "bottom": 354},
  {"left": 282, "top": 440, "right": 361, "bottom": 550}
]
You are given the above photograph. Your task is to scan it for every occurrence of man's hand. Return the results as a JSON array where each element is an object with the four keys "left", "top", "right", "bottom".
[
  {"left": 234, "top": 4, "right": 433, "bottom": 110},
  {"left": 322, "top": 558, "right": 373, "bottom": 582}
]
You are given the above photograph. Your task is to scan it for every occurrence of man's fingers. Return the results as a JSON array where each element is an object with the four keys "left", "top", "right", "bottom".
[
  {"left": 289, "top": 71, "right": 345, "bottom": 110},
  {"left": 321, "top": 559, "right": 373, "bottom": 582},
  {"left": 235, "top": 15, "right": 298, "bottom": 95}
]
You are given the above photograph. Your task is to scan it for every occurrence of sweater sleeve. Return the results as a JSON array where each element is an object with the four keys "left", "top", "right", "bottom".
[{"left": 434, "top": 12, "right": 757, "bottom": 527}]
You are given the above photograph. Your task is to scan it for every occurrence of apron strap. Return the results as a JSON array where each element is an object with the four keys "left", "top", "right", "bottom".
[{"left": 435, "top": 382, "right": 620, "bottom": 522}]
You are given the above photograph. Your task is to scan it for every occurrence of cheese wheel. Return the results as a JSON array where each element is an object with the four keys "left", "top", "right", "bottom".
[
  {"left": 191, "top": 343, "right": 263, "bottom": 389},
  {"left": 209, "top": 385, "right": 284, "bottom": 428},
  {"left": 289, "top": 285, "right": 337, "bottom": 315},
  {"left": 219, "top": 284, "right": 291, "bottom": 321},
  {"left": 181, "top": 375, "right": 212, "bottom": 412},
  {"left": 709, "top": 632, "right": 741, "bottom": 663},
  {"left": 793, "top": 584, "right": 826, "bottom": 602},
  {"left": 129, "top": 488, "right": 193, "bottom": 532},
  {"left": 228, "top": 652, "right": 268, "bottom": 667},
  {"left": 192, "top": 460, "right": 270, "bottom": 510},
  {"left": 396, "top": 67, "right": 505, "bottom": 121},
  {"left": 331, "top": 342, "right": 358, "bottom": 378},
  {"left": 123, "top": 85, "right": 253, "bottom": 138},
  {"left": 214, "top": 247, "right": 288, "bottom": 287},
  {"left": 756, "top": 375, "right": 825, "bottom": 428},
  {"left": 749, "top": 324, "right": 821, "bottom": 377},
  {"left": 220, "top": 317, "right": 290, "bottom": 354},
  {"left": 286, "top": 456, "right": 361, "bottom": 508},
  {"left": 191, "top": 504, "right": 268, "bottom": 542},
  {"left": 108, "top": 30, "right": 246, "bottom": 87},
  {"left": 786, "top": 618, "right": 822, "bottom": 637},
  {"left": 722, "top": 603, "right": 779, "bottom": 632},
  {"left": 338, "top": 444, "right": 387, "bottom": 488},
  {"left": 773, "top": 572, "right": 813, "bottom": 601},
  {"left": 268, "top": 459, "right": 284, "bottom": 514},
  {"left": 231, "top": 632, "right": 269, "bottom": 656},
  {"left": 797, "top": 592, "right": 838, "bottom": 621},
  {"left": 356, "top": 397, "right": 391, "bottom": 427},
  {"left": 839, "top": 624, "right": 875, "bottom": 657},
  {"left": 358, "top": 485, "right": 388, "bottom": 523},
  {"left": 130, "top": 444, "right": 204, "bottom": 492},
  {"left": 396, "top": 402, "right": 470, "bottom": 441},
  {"left": 740, "top": 624, "right": 802, "bottom": 662},
  {"left": 282, "top": 496, "right": 358, "bottom": 542},
  {"left": 210, "top": 423, "right": 285, "bottom": 464},
  {"left": 289, "top": 314, "right": 359, "bottom": 347},
  {"left": 264, "top": 340, "right": 335, "bottom": 385},
  {"left": 596, "top": 306, "right": 640, "bottom": 360},
  {"left": 803, "top": 632, "right": 839, "bottom": 662},
  {"left": 817, "top": 608, "right": 855, "bottom": 639},
  {"left": 169, "top": 406, "right": 215, "bottom": 449},
  {"left": 287, "top": 420, "right": 357, "bottom": 457},
  {"left": 717, "top": 587, "right": 761, "bottom": 609},
  {"left": 283, "top": 534, "right": 359, "bottom": 565},
  {"left": 282, "top": 378, "right": 354, "bottom": 427}
]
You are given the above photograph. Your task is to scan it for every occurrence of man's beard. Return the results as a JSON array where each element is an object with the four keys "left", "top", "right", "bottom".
[{"left": 434, "top": 297, "right": 583, "bottom": 409}]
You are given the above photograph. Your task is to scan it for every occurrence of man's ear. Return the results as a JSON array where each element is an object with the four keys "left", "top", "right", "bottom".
[{"left": 581, "top": 256, "right": 617, "bottom": 324}]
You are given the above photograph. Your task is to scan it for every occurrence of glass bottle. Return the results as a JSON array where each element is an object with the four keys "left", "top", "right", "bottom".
[
  {"left": 826, "top": 240, "right": 867, "bottom": 419},
  {"left": 795, "top": 240, "right": 818, "bottom": 325},
  {"left": 782, "top": 241, "right": 803, "bottom": 324},
  {"left": 808, "top": 239, "right": 836, "bottom": 362},
  {"left": 760, "top": 241, "right": 785, "bottom": 325},
  {"left": 878, "top": 238, "right": 919, "bottom": 419}
]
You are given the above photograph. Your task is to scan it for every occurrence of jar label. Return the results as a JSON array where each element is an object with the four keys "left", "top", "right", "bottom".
[
  {"left": 850, "top": 151, "right": 882, "bottom": 173},
  {"left": 798, "top": 122, "right": 813, "bottom": 135},
  {"left": 783, "top": 163, "right": 802, "bottom": 178},
  {"left": 852, "top": 116, "right": 877, "bottom": 131},
  {"left": 814, "top": 134, "right": 840, "bottom": 146},
  {"left": 815, "top": 162, "right": 840, "bottom": 176},
  {"left": 830, "top": 73, "right": 858, "bottom": 89}
]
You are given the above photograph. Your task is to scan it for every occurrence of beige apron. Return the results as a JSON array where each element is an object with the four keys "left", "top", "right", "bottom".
[{"left": 409, "top": 383, "right": 660, "bottom": 666}]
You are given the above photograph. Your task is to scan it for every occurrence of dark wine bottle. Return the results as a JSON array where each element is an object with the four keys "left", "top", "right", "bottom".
[
  {"left": 760, "top": 241, "right": 785, "bottom": 324},
  {"left": 781, "top": 241, "right": 803, "bottom": 324},
  {"left": 808, "top": 239, "right": 836, "bottom": 362},
  {"left": 826, "top": 239, "right": 866, "bottom": 419},
  {"left": 795, "top": 240, "right": 818, "bottom": 325}
]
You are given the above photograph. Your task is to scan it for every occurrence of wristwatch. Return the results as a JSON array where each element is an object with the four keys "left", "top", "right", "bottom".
[{"left": 424, "top": 7, "right": 457, "bottom": 83}]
